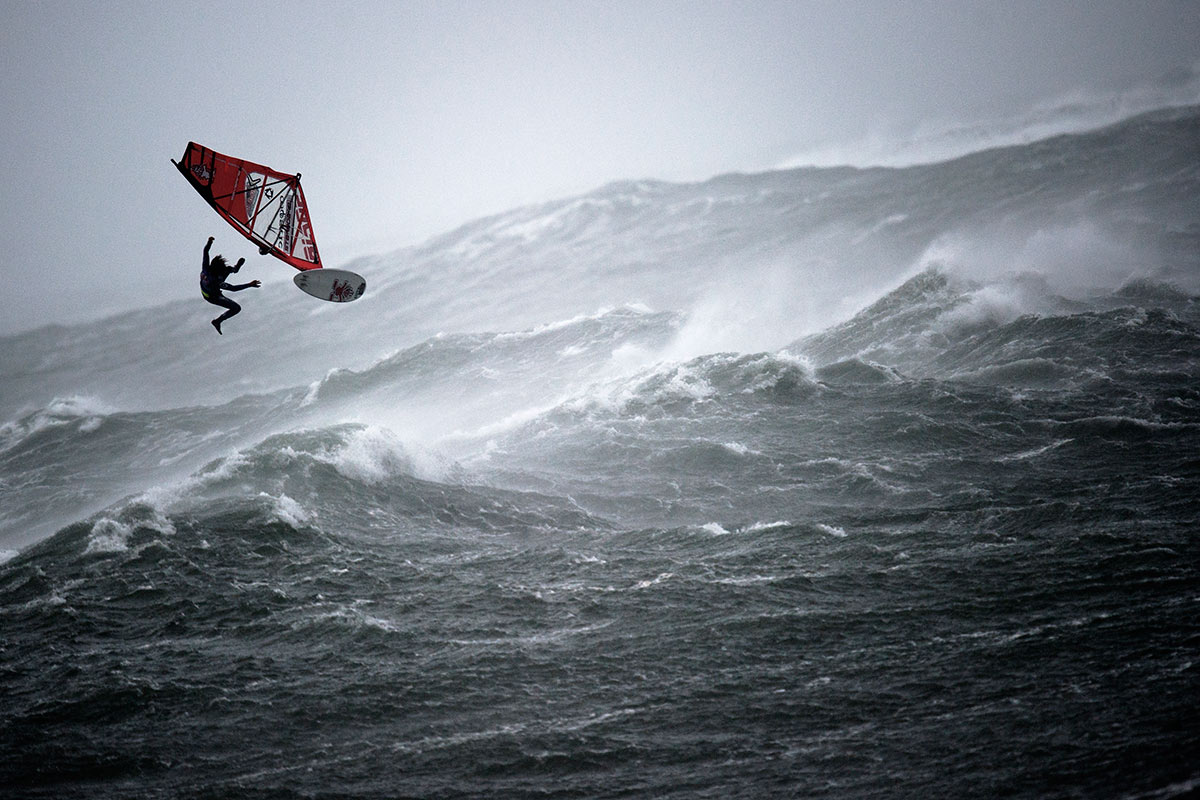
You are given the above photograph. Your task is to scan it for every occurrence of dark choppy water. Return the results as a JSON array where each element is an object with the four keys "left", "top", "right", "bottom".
[{"left": 2, "top": 109, "right": 1199, "bottom": 798}]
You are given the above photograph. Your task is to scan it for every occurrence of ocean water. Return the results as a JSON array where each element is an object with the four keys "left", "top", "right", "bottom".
[{"left": 2, "top": 108, "right": 1199, "bottom": 798}]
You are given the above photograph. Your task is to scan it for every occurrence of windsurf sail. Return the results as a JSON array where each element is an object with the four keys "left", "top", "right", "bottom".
[{"left": 173, "top": 142, "right": 321, "bottom": 271}]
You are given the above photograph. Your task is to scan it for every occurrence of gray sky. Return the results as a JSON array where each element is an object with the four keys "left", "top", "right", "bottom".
[{"left": 2, "top": 0, "right": 1198, "bottom": 334}]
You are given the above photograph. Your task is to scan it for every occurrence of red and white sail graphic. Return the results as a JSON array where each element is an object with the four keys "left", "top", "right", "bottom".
[{"left": 173, "top": 142, "right": 322, "bottom": 271}]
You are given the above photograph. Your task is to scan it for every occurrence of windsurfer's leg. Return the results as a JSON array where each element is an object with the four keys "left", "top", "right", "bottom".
[
  {"left": 216, "top": 299, "right": 241, "bottom": 320},
  {"left": 206, "top": 294, "right": 241, "bottom": 334}
]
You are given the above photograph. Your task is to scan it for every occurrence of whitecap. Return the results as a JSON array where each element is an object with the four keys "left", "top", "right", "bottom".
[
  {"left": 323, "top": 426, "right": 416, "bottom": 484},
  {"left": 0, "top": 395, "right": 113, "bottom": 453},
  {"left": 84, "top": 518, "right": 133, "bottom": 554},
  {"left": 633, "top": 572, "right": 675, "bottom": 589},
  {"left": 743, "top": 520, "right": 792, "bottom": 532},
  {"left": 263, "top": 493, "right": 311, "bottom": 527}
]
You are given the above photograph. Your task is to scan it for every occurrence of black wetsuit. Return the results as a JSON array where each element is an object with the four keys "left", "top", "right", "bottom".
[{"left": 200, "top": 241, "right": 248, "bottom": 325}]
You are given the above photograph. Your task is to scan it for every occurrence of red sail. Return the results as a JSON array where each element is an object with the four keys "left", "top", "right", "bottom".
[{"left": 173, "top": 142, "right": 322, "bottom": 271}]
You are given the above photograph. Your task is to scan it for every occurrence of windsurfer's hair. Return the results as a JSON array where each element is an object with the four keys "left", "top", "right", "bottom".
[{"left": 210, "top": 255, "right": 228, "bottom": 270}]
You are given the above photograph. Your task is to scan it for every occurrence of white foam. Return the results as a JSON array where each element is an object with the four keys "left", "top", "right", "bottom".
[
  {"left": 449, "top": 401, "right": 562, "bottom": 440},
  {"left": 664, "top": 259, "right": 819, "bottom": 360},
  {"left": 265, "top": 493, "right": 311, "bottom": 527},
  {"left": 84, "top": 518, "right": 133, "bottom": 554},
  {"left": 325, "top": 426, "right": 415, "bottom": 484},
  {"left": 918, "top": 220, "right": 1153, "bottom": 305},
  {"left": 82, "top": 500, "right": 177, "bottom": 555},
  {"left": 300, "top": 603, "right": 401, "bottom": 634},
  {"left": 300, "top": 379, "right": 323, "bottom": 408},
  {"left": 743, "top": 520, "right": 792, "bottom": 533},
  {"left": 659, "top": 362, "right": 717, "bottom": 402},
  {"left": 140, "top": 507, "right": 176, "bottom": 537},
  {"left": 934, "top": 283, "right": 1037, "bottom": 334},
  {"left": 197, "top": 449, "right": 251, "bottom": 483},
  {"left": 633, "top": 572, "right": 675, "bottom": 589},
  {"left": 998, "top": 439, "right": 1074, "bottom": 462},
  {"left": 491, "top": 306, "right": 617, "bottom": 343},
  {"left": 0, "top": 395, "right": 113, "bottom": 453}
]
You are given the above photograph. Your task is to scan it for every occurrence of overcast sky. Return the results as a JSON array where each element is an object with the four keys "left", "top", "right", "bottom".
[{"left": 1, "top": 0, "right": 1198, "bottom": 334}]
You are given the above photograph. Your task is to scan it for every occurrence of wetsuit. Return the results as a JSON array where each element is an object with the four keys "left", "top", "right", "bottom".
[{"left": 201, "top": 239, "right": 253, "bottom": 332}]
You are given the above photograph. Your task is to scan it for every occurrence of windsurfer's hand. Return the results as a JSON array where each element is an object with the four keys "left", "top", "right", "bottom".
[
  {"left": 250, "top": 280, "right": 261, "bottom": 288},
  {"left": 207, "top": 236, "right": 214, "bottom": 243}
]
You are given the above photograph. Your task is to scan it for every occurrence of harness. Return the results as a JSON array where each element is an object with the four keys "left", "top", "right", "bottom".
[{"left": 200, "top": 269, "right": 223, "bottom": 299}]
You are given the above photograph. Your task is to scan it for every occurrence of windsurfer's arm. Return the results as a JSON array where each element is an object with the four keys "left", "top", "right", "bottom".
[
  {"left": 203, "top": 236, "right": 214, "bottom": 270},
  {"left": 232, "top": 257, "right": 245, "bottom": 273},
  {"left": 223, "top": 280, "right": 262, "bottom": 292}
]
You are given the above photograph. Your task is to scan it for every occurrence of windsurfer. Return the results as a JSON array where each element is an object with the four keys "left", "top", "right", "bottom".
[{"left": 201, "top": 236, "right": 261, "bottom": 334}]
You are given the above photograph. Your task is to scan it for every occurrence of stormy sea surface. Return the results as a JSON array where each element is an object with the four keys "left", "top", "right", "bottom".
[{"left": 2, "top": 107, "right": 1199, "bottom": 798}]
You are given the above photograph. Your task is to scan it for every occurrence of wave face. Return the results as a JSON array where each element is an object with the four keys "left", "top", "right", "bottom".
[{"left": 2, "top": 108, "right": 1199, "bottom": 798}]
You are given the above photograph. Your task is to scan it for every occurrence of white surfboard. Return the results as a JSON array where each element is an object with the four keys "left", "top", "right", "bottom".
[{"left": 293, "top": 268, "right": 366, "bottom": 303}]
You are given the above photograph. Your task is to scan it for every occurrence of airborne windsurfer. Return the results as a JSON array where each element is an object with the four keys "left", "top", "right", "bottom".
[{"left": 201, "top": 236, "right": 260, "bottom": 334}]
